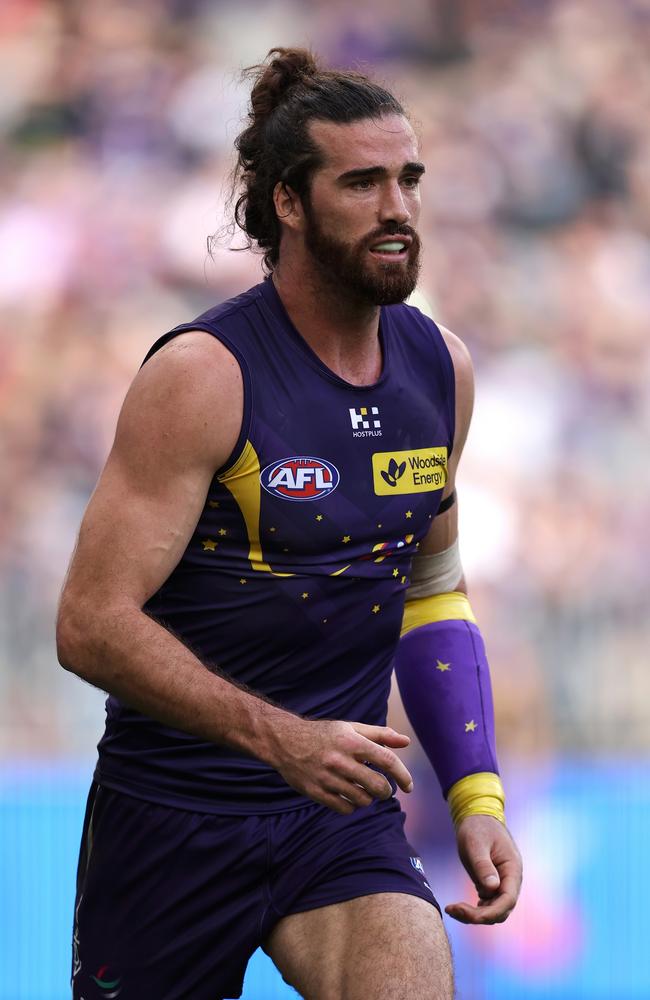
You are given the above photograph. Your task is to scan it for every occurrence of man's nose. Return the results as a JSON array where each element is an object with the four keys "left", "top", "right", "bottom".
[{"left": 378, "top": 181, "right": 411, "bottom": 226}]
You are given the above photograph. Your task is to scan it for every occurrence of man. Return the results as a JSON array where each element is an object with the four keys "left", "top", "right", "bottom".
[{"left": 58, "top": 48, "right": 522, "bottom": 1000}]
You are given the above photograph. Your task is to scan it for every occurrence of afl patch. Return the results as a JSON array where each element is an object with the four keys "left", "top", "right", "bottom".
[{"left": 260, "top": 456, "right": 340, "bottom": 502}]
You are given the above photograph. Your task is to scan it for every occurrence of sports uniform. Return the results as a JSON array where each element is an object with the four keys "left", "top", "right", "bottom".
[{"left": 72, "top": 276, "right": 455, "bottom": 999}]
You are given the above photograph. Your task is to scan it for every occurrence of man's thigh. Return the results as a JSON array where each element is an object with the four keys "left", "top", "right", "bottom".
[{"left": 265, "top": 892, "right": 453, "bottom": 1000}]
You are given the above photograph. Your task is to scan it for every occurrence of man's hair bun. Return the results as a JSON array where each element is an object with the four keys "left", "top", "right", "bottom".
[{"left": 249, "top": 47, "right": 319, "bottom": 119}]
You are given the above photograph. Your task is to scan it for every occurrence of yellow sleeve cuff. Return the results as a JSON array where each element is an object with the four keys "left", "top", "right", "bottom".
[
  {"left": 400, "top": 590, "right": 476, "bottom": 636},
  {"left": 447, "top": 771, "right": 506, "bottom": 829}
]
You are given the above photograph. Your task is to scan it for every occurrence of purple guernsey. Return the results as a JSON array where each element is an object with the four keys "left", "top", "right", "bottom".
[{"left": 95, "top": 277, "right": 455, "bottom": 813}]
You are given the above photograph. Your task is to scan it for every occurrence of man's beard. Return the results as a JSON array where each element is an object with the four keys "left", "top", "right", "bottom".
[{"left": 303, "top": 208, "right": 421, "bottom": 306}]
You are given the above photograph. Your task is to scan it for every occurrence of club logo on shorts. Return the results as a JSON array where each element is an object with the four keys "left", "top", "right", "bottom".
[
  {"left": 90, "top": 966, "right": 122, "bottom": 998},
  {"left": 410, "top": 856, "right": 426, "bottom": 876},
  {"left": 260, "top": 456, "right": 340, "bottom": 502}
]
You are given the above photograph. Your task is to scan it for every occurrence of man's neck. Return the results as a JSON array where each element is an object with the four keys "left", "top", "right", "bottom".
[{"left": 272, "top": 260, "right": 383, "bottom": 386}]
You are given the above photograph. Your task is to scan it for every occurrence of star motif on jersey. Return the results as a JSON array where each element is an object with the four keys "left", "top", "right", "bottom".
[
  {"left": 202, "top": 539, "right": 217, "bottom": 551},
  {"left": 218, "top": 528, "right": 227, "bottom": 536},
  {"left": 239, "top": 578, "right": 247, "bottom": 585},
  {"left": 302, "top": 592, "right": 309, "bottom": 600},
  {"left": 269, "top": 526, "right": 276, "bottom": 533},
  {"left": 405, "top": 510, "right": 413, "bottom": 519},
  {"left": 377, "top": 523, "right": 382, "bottom": 529},
  {"left": 393, "top": 568, "right": 399, "bottom": 577},
  {"left": 465, "top": 720, "right": 477, "bottom": 733},
  {"left": 372, "top": 604, "right": 381, "bottom": 614},
  {"left": 435, "top": 660, "right": 451, "bottom": 672},
  {"left": 208, "top": 500, "right": 220, "bottom": 508},
  {"left": 342, "top": 535, "right": 351, "bottom": 543},
  {"left": 316, "top": 514, "right": 323, "bottom": 522}
]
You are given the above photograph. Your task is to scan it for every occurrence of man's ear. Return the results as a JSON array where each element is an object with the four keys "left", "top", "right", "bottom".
[{"left": 273, "top": 181, "right": 304, "bottom": 232}]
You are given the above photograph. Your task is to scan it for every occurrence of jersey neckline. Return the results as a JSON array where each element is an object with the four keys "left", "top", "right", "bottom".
[{"left": 258, "top": 276, "right": 390, "bottom": 392}]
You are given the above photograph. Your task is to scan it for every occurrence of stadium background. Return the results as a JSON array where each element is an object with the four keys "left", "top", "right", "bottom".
[{"left": 1, "top": 0, "right": 649, "bottom": 997}]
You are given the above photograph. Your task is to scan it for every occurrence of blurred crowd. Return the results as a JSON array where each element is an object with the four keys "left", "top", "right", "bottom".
[{"left": 1, "top": 0, "right": 649, "bottom": 760}]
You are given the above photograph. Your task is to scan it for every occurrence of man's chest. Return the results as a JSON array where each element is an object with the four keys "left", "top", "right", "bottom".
[{"left": 217, "top": 381, "right": 451, "bottom": 574}]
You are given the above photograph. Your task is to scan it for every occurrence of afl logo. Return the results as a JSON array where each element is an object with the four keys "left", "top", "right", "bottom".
[{"left": 260, "top": 456, "right": 340, "bottom": 502}]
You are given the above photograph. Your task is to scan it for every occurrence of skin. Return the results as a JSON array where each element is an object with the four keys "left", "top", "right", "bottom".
[
  {"left": 57, "top": 111, "right": 522, "bottom": 998},
  {"left": 265, "top": 894, "right": 453, "bottom": 1000}
]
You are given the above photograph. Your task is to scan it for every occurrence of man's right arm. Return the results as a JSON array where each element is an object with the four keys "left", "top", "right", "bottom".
[{"left": 57, "top": 332, "right": 412, "bottom": 814}]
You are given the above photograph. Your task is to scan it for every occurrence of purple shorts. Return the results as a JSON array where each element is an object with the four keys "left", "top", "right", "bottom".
[{"left": 72, "top": 782, "right": 441, "bottom": 1000}]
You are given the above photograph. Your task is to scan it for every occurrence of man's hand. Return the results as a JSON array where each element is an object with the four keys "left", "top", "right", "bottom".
[
  {"left": 445, "top": 815, "right": 523, "bottom": 924},
  {"left": 268, "top": 718, "right": 414, "bottom": 815}
]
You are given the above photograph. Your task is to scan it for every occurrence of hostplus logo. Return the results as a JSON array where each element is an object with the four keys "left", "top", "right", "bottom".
[{"left": 349, "top": 406, "right": 382, "bottom": 438}]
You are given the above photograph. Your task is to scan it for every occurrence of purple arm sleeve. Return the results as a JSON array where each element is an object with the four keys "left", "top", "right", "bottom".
[{"left": 394, "top": 619, "right": 499, "bottom": 797}]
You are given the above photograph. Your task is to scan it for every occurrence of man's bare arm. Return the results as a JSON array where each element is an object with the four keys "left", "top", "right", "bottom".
[
  {"left": 57, "top": 332, "right": 412, "bottom": 813},
  {"left": 56, "top": 333, "right": 270, "bottom": 747}
]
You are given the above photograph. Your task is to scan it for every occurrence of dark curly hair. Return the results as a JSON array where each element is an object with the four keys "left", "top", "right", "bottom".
[{"left": 229, "top": 47, "right": 405, "bottom": 272}]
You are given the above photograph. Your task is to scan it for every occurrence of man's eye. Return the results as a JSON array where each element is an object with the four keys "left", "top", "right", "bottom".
[
  {"left": 352, "top": 179, "right": 374, "bottom": 190},
  {"left": 402, "top": 176, "right": 421, "bottom": 189}
]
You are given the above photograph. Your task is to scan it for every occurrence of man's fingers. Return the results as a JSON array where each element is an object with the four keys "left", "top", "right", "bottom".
[
  {"left": 444, "top": 893, "right": 515, "bottom": 925},
  {"left": 354, "top": 738, "right": 413, "bottom": 793},
  {"left": 324, "top": 778, "right": 374, "bottom": 809},
  {"left": 348, "top": 724, "right": 413, "bottom": 792},
  {"left": 351, "top": 723, "right": 410, "bottom": 748},
  {"left": 444, "top": 892, "right": 516, "bottom": 925},
  {"left": 341, "top": 761, "right": 393, "bottom": 800},
  {"left": 445, "top": 873, "right": 519, "bottom": 925}
]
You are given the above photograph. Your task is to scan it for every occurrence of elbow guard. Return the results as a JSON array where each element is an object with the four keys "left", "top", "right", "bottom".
[{"left": 395, "top": 591, "right": 505, "bottom": 828}]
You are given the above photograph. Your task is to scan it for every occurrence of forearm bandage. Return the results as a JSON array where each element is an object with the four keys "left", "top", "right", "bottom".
[
  {"left": 395, "top": 590, "right": 505, "bottom": 828},
  {"left": 407, "top": 538, "right": 463, "bottom": 599}
]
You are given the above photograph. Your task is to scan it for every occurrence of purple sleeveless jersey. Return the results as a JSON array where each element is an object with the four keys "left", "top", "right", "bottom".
[{"left": 95, "top": 278, "right": 455, "bottom": 813}]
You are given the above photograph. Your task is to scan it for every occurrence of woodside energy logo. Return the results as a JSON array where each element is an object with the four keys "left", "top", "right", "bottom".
[{"left": 372, "top": 447, "right": 448, "bottom": 495}]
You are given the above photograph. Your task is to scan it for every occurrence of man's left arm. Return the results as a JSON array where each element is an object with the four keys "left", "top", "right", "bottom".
[{"left": 394, "top": 325, "right": 523, "bottom": 925}]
